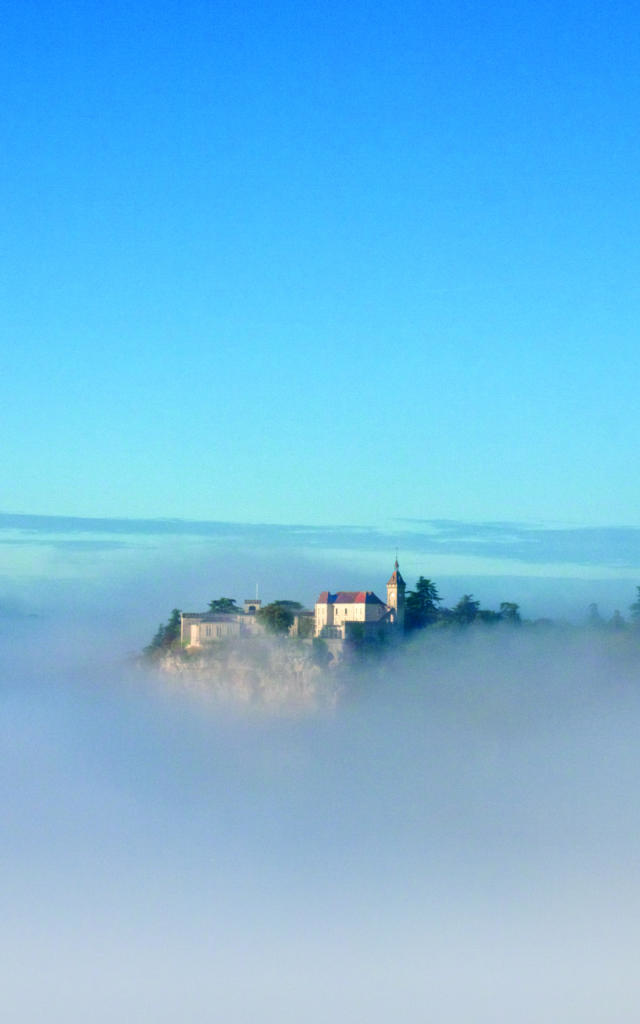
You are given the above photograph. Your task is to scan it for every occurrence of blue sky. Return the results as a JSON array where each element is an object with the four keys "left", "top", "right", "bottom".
[{"left": 3, "top": 0, "right": 640, "bottom": 533}]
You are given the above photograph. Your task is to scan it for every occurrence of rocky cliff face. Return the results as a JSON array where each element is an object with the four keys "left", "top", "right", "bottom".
[{"left": 151, "top": 638, "right": 341, "bottom": 712}]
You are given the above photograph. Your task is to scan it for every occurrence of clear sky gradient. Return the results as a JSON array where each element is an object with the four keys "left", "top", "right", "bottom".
[{"left": 3, "top": 0, "right": 639, "bottom": 527}]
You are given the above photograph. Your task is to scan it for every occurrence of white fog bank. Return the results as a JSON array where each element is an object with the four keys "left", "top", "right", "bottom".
[{"left": 2, "top": 617, "right": 640, "bottom": 1022}]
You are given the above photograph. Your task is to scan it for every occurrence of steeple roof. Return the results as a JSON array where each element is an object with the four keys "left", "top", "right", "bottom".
[{"left": 387, "top": 559, "right": 405, "bottom": 586}]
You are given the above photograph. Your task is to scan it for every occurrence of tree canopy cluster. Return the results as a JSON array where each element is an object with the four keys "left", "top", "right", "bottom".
[
  {"left": 584, "top": 586, "right": 640, "bottom": 632},
  {"left": 205, "top": 596, "right": 305, "bottom": 633},
  {"left": 208, "top": 597, "right": 239, "bottom": 614},
  {"left": 405, "top": 579, "right": 640, "bottom": 633},
  {"left": 257, "top": 600, "right": 303, "bottom": 634},
  {"left": 404, "top": 577, "right": 522, "bottom": 631}
]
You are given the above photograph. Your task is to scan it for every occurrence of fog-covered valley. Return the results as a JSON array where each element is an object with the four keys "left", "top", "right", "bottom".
[{"left": 3, "top": 604, "right": 640, "bottom": 1022}]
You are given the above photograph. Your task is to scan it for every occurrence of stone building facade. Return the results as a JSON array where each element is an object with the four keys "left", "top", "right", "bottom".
[
  {"left": 180, "top": 606, "right": 263, "bottom": 647},
  {"left": 314, "top": 561, "right": 406, "bottom": 641}
]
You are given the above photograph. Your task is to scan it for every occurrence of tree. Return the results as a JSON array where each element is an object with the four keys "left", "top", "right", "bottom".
[
  {"left": 145, "top": 608, "right": 181, "bottom": 656},
  {"left": 257, "top": 601, "right": 297, "bottom": 634},
  {"left": 477, "top": 608, "right": 501, "bottom": 624},
  {"left": 609, "top": 609, "right": 626, "bottom": 631},
  {"left": 452, "top": 594, "right": 480, "bottom": 625},
  {"left": 586, "top": 602, "right": 603, "bottom": 628},
  {"left": 208, "top": 597, "right": 239, "bottom": 614},
  {"left": 630, "top": 587, "right": 640, "bottom": 626},
  {"left": 499, "top": 602, "right": 521, "bottom": 625},
  {"left": 165, "top": 608, "right": 181, "bottom": 642},
  {"left": 405, "top": 577, "right": 441, "bottom": 630}
]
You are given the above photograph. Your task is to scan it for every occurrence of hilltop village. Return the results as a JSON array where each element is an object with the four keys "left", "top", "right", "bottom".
[
  {"left": 178, "top": 560, "right": 407, "bottom": 660},
  {"left": 146, "top": 542, "right": 640, "bottom": 669}
]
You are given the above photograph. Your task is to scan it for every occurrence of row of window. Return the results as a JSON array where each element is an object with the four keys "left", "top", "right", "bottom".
[{"left": 204, "top": 624, "right": 226, "bottom": 638}]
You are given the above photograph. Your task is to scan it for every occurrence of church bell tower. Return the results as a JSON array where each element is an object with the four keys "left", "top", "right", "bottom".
[{"left": 386, "top": 558, "right": 406, "bottom": 630}]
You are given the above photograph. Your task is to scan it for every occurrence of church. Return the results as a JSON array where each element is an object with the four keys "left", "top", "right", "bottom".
[{"left": 313, "top": 560, "right": 405, "bottom": 641}]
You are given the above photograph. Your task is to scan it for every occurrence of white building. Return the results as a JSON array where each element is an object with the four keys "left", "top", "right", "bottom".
[
  {"left": 180, "top": 612, "right": 242, "bottom": 646},
  {"left": 314, "top": 561, "right": 406, "bottom": 641},
  {"left": 180, "top": 602, "right": 264, "bottom": 647}
]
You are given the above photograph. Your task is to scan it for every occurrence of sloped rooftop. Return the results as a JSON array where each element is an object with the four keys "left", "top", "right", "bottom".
[{"left": 316, "top": 590, "right": 385, "bottom": 605}]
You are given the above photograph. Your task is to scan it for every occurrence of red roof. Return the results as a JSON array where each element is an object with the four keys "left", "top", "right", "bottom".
[{"left": 316, "top": 590, "right": 385, "bottom": 605}]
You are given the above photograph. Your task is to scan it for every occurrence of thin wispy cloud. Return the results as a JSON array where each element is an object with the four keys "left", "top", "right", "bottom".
[{"left": 2, "top": 513, "right": 640, "bottom": 572}]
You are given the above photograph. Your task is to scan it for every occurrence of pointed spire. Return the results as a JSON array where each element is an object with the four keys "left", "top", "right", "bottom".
[{"left": 387, "top": 554, "right": 405, "bottom": 587}]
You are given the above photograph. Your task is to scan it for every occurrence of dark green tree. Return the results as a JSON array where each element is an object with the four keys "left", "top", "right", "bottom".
[
  {"left": 452, "top": 594, "right": 480, "bottom": 625},
  {"left": 145, "top": 608, "right": 181, "bottom": 656},
  {"left": 405, "top": 577, "right": 441, "bottom": 630},
  {"left": 499, "top": 602, "right": 522, "bottom": 625},
  {"left": 208, "top": 597, "right": 239, "bottom": 614},
  {"left": 477, "top": 608, "right": 501, "bottom": 624},
  {"left": 257, "top": 601, "right": 297, "bottom": 634},
  {"left": 165, "top": 608, "right": 181, "bottom": 642}
]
